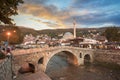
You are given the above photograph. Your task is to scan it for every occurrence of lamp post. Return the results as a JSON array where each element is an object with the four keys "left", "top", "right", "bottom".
[
  {"left": 13, "top": 30, "right": 16, "bottom": 33},
  {"left": 7, "top": 32, "right": 11, "bottom": 44}
]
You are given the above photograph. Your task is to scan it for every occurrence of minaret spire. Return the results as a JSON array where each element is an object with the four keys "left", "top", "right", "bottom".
[{"left": 73, "top": 18, "right": 76, "bottom": 38}]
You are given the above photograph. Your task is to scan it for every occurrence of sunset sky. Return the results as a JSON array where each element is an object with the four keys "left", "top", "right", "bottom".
[{"left": 11, "top": 0, "right": 120, "bottom": 30}]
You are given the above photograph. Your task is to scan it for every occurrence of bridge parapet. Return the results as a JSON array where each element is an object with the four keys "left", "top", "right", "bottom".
[{"left": 12, "top": 46, "right": 94, "bottom": 56}]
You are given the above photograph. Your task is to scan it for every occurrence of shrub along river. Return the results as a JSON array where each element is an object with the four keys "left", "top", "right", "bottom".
[{"left": 45, "top": 54, "right": 120, "bottom": 80}]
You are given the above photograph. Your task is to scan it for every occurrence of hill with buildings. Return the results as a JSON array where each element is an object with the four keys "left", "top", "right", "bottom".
[{"left": 0, "top": 25, "right": 120, "bottom": 44}]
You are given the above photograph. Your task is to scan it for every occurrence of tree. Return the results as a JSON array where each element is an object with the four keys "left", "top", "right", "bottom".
[
  {"left": 103, "top": 27, "right": 120, "bottom": 42},
  {"left": 48, "top": 32, "right": 58, "bottom": 38},
  {"left": 0, "top": 0, "right": 23, "bottom": 24}
]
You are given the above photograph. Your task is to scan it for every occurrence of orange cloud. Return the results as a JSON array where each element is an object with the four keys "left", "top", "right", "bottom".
[{"left": 19, "top": 4, "right": 68, "bottom": 29}]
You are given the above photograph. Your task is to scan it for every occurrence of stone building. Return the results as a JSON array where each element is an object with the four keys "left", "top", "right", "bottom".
[{"left": 23, "top": 34, "right": 35, "bottom": 45}]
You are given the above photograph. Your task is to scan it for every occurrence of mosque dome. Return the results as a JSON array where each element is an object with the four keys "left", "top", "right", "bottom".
[{"left": 62, "top": 32, "right": 74, "bottom": 40}]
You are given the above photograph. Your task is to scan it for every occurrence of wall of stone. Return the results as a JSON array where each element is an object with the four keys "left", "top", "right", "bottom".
[
  {"left": 94, "top": 49, "right": 120, "bottom": 65},
  {"left": 0, "top": 57, "right": 12, "bottom": 80}
]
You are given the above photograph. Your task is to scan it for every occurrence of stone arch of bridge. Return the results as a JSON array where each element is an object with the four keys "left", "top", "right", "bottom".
[
  {"left": 44, "top": 50, "right": 79, "bottom": 72},
  {"left": 18, "top": 62, "right": 35, "bottom": 74},
  {"left": 83, "top": 54, "right": 92, "bottom": 64},
  {"left": 38, "top": 57, "right": 44, "bottom": 64}
]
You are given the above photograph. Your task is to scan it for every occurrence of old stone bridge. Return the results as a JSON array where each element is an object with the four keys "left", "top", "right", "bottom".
[{"left": 12, "top": 46, "right": 94, "bottom": 75}]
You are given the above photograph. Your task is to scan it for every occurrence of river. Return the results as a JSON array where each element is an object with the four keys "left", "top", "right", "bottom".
[{"left": 45, "top": 55, "right": 120, "bottom": 80}]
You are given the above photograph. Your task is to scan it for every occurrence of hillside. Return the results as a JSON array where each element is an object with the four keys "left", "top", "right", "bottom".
[
  {"left": 0, "top": 25, "right": 39, "bottom": 36},
  {"left": 1, "top": 25, "right": 120, "bottom": 37},
  {"left": 18, "top": 26, "right": 39, "bottom": 36},
  {"left": 0, "top": 25, "right": 106, "bottom": 36},
  {"left": 0, "top": 25, "right": 120, "bottom": 43},
  {"left": 37, "top": 28, "right": 105, "bottom": 36}
]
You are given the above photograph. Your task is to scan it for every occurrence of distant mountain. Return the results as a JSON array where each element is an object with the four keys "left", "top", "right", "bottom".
[
  {"left": 37, "top": 28, "right": 103, "bottom": 35},
  {"left": 1, "top": 25, "right": 120, "bottom": 36},
  {"left": 18, "top": 26, "right": 39, "bottom": 36},
  {"left": 0, "top": 25, "right": 39, "bottom": 36},
  {"left": 0, "top": 25, "right": 104, "bottom": 37}
]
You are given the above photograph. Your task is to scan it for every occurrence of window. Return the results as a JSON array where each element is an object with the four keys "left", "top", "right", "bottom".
[{"left": 79, "top": 53, "right": 82, "bottom": 58}]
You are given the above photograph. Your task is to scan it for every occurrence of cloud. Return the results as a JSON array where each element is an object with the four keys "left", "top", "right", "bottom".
[
  {"left": 43, "top": 21, "right": 61, "bottom": 28},
  {"left": 19, "top": 3, "right": 70, "bottom": 20},
  {"left": 30, "top": 18, "right": 66, "bottom": 29},
  {"left": 19, "top": 3, "right": 68, "bottom": 28},
  {"left": 72, "top": 0, "right": 120, "bottom": 9},
  {"left": 64, "top": 7, "right": 120, "bottom": 27},
  {"left": 29, "top": 18, "right": 43, "bottom": 23},
  {"left": 19, "top": 4, "right": 53, "bottom": 19},
  {"left": 62, "top": 0, "right": 120, "bottom": 27},
  {"left": 15, "top": 0, "right": 120, "bottom": 30}
]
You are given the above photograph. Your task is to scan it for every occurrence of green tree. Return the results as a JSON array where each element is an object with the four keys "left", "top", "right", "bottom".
[
  {"left": 103, "top": 27, "right": 120, "bottom": 42},
  {"left": 48, "top": 32, "right": 58, "bottom": 38},
  {"left": 76, "top": 32, "right": 83, "bottom": 37},
  {"left": 0, "top": 0, "right": 23, "bottom": 24}
]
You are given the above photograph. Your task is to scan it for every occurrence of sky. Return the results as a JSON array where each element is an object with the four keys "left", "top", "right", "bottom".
[{"left": 11, "top": 0, "right": 120, "bottom": 30}]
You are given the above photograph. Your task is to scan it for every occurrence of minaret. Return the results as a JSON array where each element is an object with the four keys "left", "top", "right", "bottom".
[{"left": 73, "top": 18, "right": 76, "bottom": 38}]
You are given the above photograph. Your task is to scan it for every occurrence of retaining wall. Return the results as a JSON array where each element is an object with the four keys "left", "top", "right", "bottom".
[
  {"left": 0, "top": 57, "right": 12, "bottom": 80},
  {"left": 94, "top": 49, "right": 120, "bottom": 65}
]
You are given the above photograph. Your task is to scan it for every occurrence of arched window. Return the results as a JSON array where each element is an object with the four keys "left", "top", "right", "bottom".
[
  {"left": 79, "top": 53, "right": 82, "bottom": 58},
  {"left": 38, "top": 57, "right": 44, "bottom": 64}
]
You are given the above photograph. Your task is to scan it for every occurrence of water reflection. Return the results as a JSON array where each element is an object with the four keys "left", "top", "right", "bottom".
[{"left": 46, "top": 54, "right": 120, "bottom": 80}]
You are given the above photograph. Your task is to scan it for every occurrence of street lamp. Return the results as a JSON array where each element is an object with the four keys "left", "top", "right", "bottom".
[
  {"left": 7, "top": 32, "right": 11, "bottom": 43},
  {"left": 13, "top": 30, "right": 16, "bottom": 33}
]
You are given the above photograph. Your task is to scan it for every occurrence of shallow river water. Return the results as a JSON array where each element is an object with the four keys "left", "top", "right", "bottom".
[{"left": 45, "top": 55, "right": 120, "bottom": 80}]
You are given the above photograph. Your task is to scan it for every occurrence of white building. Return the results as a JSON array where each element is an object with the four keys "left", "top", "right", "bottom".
[
  {"left": 23, "top": 34, "right": 35, "bottom": 45},
  {"left": 83, "top": 38, "right": 98, "bottom": 44}
]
